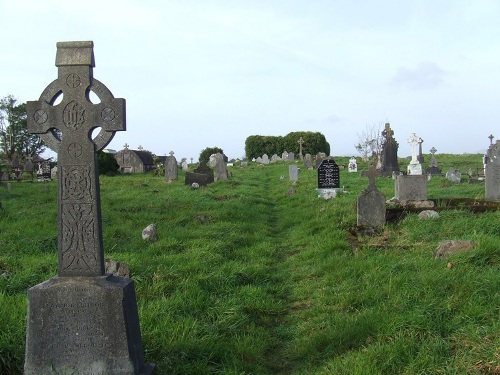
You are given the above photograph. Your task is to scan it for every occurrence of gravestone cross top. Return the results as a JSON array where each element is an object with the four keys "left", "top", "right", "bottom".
[{"left": 27, "top": 41, "right": 125, "bottom": 277}]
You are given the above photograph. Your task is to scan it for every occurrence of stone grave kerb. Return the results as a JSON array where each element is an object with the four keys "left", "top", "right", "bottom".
[{"left": 27, "top": 41, "right": 125, "bottom": 277}]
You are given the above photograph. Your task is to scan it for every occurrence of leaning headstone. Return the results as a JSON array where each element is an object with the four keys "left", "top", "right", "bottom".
[
  {"left": 380, "top": 122, "right": 400, "bottom": 176},
  {"left": 24, "top": 41, "right": 154, "bottom": 374},
  {"left": 357, "top": 164, "right": 386, "bottom": 228},
  {"left": 289, "top": 164, "right": 298, "bottom": 181},
  {"left": 406, "top": 133, "right": 423, "bottom": 175},
  {"left": 214, "top": 153, "right": 228, "bottom": 181},
  {"left": 446, "top": 169, "right": 462, "bottom": 183},
  {"left": 317, "top": 159, "right": 342, "bottom": 198},
  {"left": 348, "top": 157, "right": 357, "bottom": 173},
  {"left": 262, "top": 154, "right": 269, "bottom": 164},
  {"left": 395, "top": 175, "right": 427, "bottom": 201},
  {"left": 485, "top": 140, "right": 500, "bottom": 200},
  {"left": 165, "top": 151, "right": 178, "bottom": 182}
]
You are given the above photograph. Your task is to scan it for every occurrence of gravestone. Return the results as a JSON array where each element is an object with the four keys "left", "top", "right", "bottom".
[
  {"left": 380, "top": 122, "right": 400, "bottom": 176},
  {"left": 304, "top": 153, "right": 313, "bottom": 169},
  {"left": 406, "top": 133, "right": 423, "bottom": 175},
  {"left": 185, "top": 160, "right": 214, "bottom": 186},
  {"left": 165, "top": 151, "right": 178, "bottom": 182},
  {"left": 24, "top": 41, "right": 155, "bottom": 374},
  {"left": 37, "top": 161, "right": 51, "bottom": 181},
  {"left": 214, "top": 153, "right": 228, "bottom": 181},
  {"left": 288, "top": 152, "right": 295, "bottom": 161},
  {"left": 357, "top": 164, "right": 386, "bottom": 228},
  {"left": 256, "top": 156, "right": 263, "bottom": 163},
  {"left": 485, "top": 140, "right": 500, "bottom": 200},
  {"left": 446, "top": 169, "right": 462, "bottom": 183},
  {"left": 181, "top": 159, "right": 188, "bottom": 171},
  {"left": 317, "top": 159, "right": 342, "bottom": 197},
  {"left": 282, "top": 151, "right": 289, "bottom": 160},
  {"left": 262, "top": 154, "right": 269, "bottom": 164},
  {"left": 395, "top": 175, "right": 428, "bottom": 201},
  {"left": 289, "top": 164, "right": 298, "bottom": 181},
  {"left": 426, "top": 147, "right": 442, "bottom": 176},
  {"left": 315, "top": 154, "right": 323, "bottom": 169},
  {"left": 271, "top": 154, "right": 280, "bottom": 163},
  {"left": 298, "top": 137, "right": 304, "bottom": 160},
  {"left": 348, "top": 157, "right": 357, "bottom": 173}
]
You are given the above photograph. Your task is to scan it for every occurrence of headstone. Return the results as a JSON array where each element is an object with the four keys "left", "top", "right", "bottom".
[
  {"left": 357, "top": 164, "right": 386, "bottom": 228},
  {"left": 241, "top": 161, "right": 248, "bottom": 168},
  {"left": 262, "top": 154, "right": 269, "bottom": 164},
  {"left": 446, "top": 169, "right": 462, "bottom": 183},
  {"left": 315, "top": 154, "right": 323, "bottom": 169},
  {"left": 380, "top": 122, "right": 400, "bottom": 176},
  {"left": 304, "top": 153, "right": 313, "bottom": 169},
  {"left": 417, "top": 137, "right": 424, "bottom": 164},
  {"left": 181, "top": 159, "right": 188, "bottom": 171},
  {"left": 208, "top": 154, "right": 217, "bottom": 168},
  {"left": 37, "top": 161, "right": 51, "bottom": 181},
  {"left": 270, "top": 154, "right": 280, "bottom": 163},
  {"left": 288, "top": 152, "right": 295, "bottom": 161},
  {"left": 406, "top": 133, "right": 423, "bottom": 175},
  {"left": 485, "top": 140, "right": 500, "bottom": 200},
  {"left": 165, "top": 151, "right": 178, "bottom": 182},
  {"left": 214, "top": 153, "right": 228, "bottom": 181},
  {"left": 348, "top": 157, "right": 357, "bottom": 173},
  {"left": 395, "top": 175, "right": 428, "bottom": 201},
  {"left": 426, "top": 147, "right": 442, "bottom": 175},
  {"left": 256, "top": 156, "right": 263, "bottom": 163},
  {"left": 298, "top": 137, "right": 304, "bottom": 160},
  {"left": 282, "top": 151, "right": 289, "bottom": 160},
  {"left": 24, "top": 41, "right": 154, "bottom": 374},
  {"left": 289, "top": 164, "right": 298, "bottom": 181},
  {"left": 185, "top": 160, "right": 214, "bottom": 186},
  {"left": 317, "top": 159, "right": 342, "bottom": 198}
]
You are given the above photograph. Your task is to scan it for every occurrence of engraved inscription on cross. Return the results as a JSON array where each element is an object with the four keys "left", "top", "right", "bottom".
[{"left": 27, "top": 41, "right": 125, "bottom": 277}]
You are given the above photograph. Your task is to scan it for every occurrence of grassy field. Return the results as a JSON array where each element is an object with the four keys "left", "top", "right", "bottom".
[{"left": 0, "top": 154, "right": 499, "bottom": 374}]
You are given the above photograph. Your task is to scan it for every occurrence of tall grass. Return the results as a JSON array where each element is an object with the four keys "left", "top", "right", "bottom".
[{"left": 0, "top": 154, "right": 498, "bottom": 374}]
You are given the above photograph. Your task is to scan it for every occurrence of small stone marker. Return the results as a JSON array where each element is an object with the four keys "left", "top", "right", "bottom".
[
  {"left": 446, "top": 169, "right": 462, "bottom": 183},
  {"left": 24, "top": 41, "right": 155, "bottom": 374},
  {"left": 485, "top": 140, "right": 500, "bottom": 200},
  {"left": 426, "top": 147, "right": 442, "bottom": 176},
  {"left": 289, "top": 164, "right": 298, "bottom": 181},
  {"left": 357, "top": 164, "right": 386, "bottom": 228},
  {"left": 165, "top": 151, "right": 178, "bottom": 182}
]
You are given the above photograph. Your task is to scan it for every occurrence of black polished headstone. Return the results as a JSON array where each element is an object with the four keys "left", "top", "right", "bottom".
[{"left": 317, "top": 159, "right": 340, "bottom": 189}]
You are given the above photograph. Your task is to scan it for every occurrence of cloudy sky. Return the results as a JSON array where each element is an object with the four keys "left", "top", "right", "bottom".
[{"left": 1, "top": 0, "right": 500, "bottom": 161}]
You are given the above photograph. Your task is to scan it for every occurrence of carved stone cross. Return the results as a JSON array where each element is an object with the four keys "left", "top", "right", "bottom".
[{"left": 27, "top": 41, "right": 125, "bottom": 277}]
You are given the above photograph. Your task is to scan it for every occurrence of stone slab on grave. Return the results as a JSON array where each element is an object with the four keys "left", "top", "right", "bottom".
[
  {"left": 24, "top": 41, "right": 155, "bottom": 375},
  {"left": 395, "top": 174, "right": 427, "bottom": 201},
  {"left": 185, "top": 160, "right": 214, "bottom": 186}
]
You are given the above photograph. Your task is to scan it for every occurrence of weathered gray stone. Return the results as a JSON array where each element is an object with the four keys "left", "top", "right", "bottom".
[
  {"left": 165, "top": 151, "right": 178, "bottom": 182},
  {"left": 418, "top": 210, "right": 439, "bottom": 220},
  {"left": 105, "top": 259, "right": 130, "bottom": 278},
  {"left": 357, "top": 165, "right": 386, "bottom": 228},
  {"left": 485, "top": 140, "right": 500, "bottom": 201},
  {"left": 395, "top": 175, "right": 427, "bottom": 201},
  {"left": 434, "top": 240, "right": 475, "bottom": 259},
  {"left": 24, "top": 41, "right": 154, "bottom": 374},
  {"left": 289, "top": 164, "right": 298, "bottom": 181},
  {"left": 214, "top": 153, "right": 228, "bottom": 181},
  {"left": 142, "top": 223, "right": 158, "bottom": 242}
]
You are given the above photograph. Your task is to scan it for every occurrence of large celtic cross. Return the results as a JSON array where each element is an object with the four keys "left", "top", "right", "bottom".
[{"left": 27, "top": 41, "right": 125, "bottom": 277}]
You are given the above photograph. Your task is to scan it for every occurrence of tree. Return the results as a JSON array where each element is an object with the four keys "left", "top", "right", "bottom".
[
  {"left": 199, "top": 146, "right": 224, "bottom": 163},
  {"left": 0, "top": 95, "right": 45, "bottom": 163},
  {"left": 354, "top": 123, "right": 384, "bottom": 161},
  {"left": 97, "top": 151, "right": 119, "bottom": 175}
]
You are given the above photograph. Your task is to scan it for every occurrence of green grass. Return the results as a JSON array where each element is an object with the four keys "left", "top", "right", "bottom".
[{"left": 0, "top": 154, "right": 499, "bottom": 374}]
